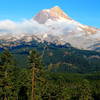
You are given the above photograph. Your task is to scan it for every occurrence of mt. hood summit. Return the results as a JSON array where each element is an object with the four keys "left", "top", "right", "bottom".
[{"left": 0, "top": 6, "right": 100, "bottom": 51}]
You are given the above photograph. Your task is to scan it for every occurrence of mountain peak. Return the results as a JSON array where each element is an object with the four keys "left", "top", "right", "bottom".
[
  {"left": 50, "top": 6, "right": 62, "bottom": 11},
  {"left": 34, "top": 6, "right": 71, "bottom": 24},
  {"left": 50, "top": 6, "right": 69, "bottom": 18}
]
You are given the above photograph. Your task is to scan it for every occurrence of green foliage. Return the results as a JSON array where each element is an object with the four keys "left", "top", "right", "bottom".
[
  {"left": 0, "top": 49, "right": 14, "bottom": 66},
  {"left": 0, "top": 48, "right": 100, "bottom": 100},
  {"left": 9, "top": 41, "right": 100, "bottom": 73},
  {"left": 28, "top": 50, "right": 43, "bottom": 69},
  {"left": 78, "top": 79, "right": 93, "bottom": 100},
  {"left": 0, "top": 50, "right": 16, "bottom": 100}
]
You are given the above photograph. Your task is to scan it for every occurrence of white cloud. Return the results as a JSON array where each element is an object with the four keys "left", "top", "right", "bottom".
[
  {"left": 0, "top": 19, "right": 48, "bottom": 35},
  {"left": 0, "top": 18, "right": 80, "bottom": 36}
]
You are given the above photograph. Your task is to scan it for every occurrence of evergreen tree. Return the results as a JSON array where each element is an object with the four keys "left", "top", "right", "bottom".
[
  {"left": 28, "top": 50, "right": 43, "bottom": 100},
  {"left": 0, "top": 50, "right": 15, "bottom": 100},
  {"left": 79, "top": 79, "right": 93, "bottom": 100}
]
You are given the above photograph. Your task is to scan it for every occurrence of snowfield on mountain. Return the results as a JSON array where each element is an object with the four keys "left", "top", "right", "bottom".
[{"left": 0, "top": 6, "right": 100, "bottom": 51}]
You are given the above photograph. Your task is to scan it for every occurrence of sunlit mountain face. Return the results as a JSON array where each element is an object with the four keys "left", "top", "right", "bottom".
[{"left": 0, "top": 6, "right": 100, "bottom": 51}]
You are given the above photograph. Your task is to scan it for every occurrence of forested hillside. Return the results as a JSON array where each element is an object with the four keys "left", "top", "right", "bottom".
[
  {"left": 2, "top": 40, "right": 100, "bottom": 73},
  {"left": 0, "top": 47, "right": 100, "bottom": 100}
]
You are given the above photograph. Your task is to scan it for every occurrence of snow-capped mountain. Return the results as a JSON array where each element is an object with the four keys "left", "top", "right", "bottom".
[
  {"left": 0, "top": 6, "right": 100, "bottom": 51},
  {"left": 34, "top": 6, "right": 71, "bottom": 24},
  {"left": 34, "top": 6, "right": 100, "bottom": 50}
]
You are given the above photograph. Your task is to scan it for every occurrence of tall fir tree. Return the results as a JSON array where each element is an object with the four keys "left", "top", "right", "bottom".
[
  {"left": 0, "top": 49, "right": 15, "bottom": 100},
  {"left": 28, "top": 50, "right": 43, "bottom": 100}
]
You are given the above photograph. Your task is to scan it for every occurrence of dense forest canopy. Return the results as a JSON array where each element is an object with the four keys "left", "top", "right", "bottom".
[{"left": 0, "top": 42, "right": 100, "bottom": 100}]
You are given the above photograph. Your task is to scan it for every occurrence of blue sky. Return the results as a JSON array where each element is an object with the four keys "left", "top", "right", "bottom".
[{"left": 0, "top": 0, "right": 100, "bottom": 28}]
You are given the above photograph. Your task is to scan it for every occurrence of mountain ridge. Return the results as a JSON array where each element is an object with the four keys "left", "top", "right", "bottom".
[{"left": 0, "top": 6, "right": 100, "bottom": 51}]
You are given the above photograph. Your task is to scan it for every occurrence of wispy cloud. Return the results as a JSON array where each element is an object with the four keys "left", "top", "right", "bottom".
[{"left": 0, "top": 19, "right": 48, "bottom": 35}]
